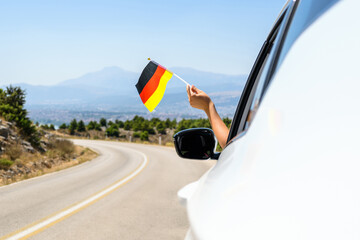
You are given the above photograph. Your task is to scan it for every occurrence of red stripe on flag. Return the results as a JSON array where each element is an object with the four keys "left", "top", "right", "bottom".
[{"left": 139, "top": 65, "right": 166, "bottom": 104}]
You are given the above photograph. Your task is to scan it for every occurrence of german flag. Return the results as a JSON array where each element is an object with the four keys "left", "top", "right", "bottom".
[{"left": 136, "top": 61, "right": 173, "bottom": 112}]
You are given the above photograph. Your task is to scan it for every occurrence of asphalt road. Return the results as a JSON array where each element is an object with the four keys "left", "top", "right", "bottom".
[{"left": 0, "top": 140, "right": 214, "bottom": 240}]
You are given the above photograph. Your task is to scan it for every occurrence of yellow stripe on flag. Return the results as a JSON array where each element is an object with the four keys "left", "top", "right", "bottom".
[{"left": 144, "top": 70, "right": 173, "bottom": 112}]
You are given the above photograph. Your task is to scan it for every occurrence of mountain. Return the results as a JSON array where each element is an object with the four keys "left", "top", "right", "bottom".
[{"left": 4, "top": 66, "right": 247, "bottom": 124}]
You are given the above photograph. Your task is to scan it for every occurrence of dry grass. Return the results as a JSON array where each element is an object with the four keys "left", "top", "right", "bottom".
[
  {"left": 47, "top": 137, "right": 75, "bottom": 158},
  {"left": 5, "top": 142, "right": 23, "bottom": 161},
  {"left": 0, "top": 145, "right": 98, "bottom": 186}
]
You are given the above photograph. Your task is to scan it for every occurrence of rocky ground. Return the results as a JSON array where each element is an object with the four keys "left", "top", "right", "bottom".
[{"left": 0, "top": 119, "right": 97, "bottom": 186}]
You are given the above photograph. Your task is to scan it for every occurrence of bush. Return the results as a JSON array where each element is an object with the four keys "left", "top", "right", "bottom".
[
  {"left": 48, "top": 137, "right": 75, "bottom": 158},
  {"left": 5, "top": 143, "right": 23, "bottom": 161},
  {"left": 140, "top": 131, "right": 149, "bottom": 141},
  {"left": 147, "top": 128, "right": 155, "bottom": 135},
  {"left": 133, "top": 132, "right": 141, "bottom": 138},
  {"left": 0, "top": 158, "right": 13, "bottom": 170},
  {"left": 106, "top": 125, "right": 119, "bottom": 137}
]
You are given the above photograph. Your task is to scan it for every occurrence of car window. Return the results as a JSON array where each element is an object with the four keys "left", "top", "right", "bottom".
[
  {"left": 244, "top": 0, "right": 340, "bottom": 132},
  {"left": 227, "top": 0, "right": 298, "bottom": 145}
]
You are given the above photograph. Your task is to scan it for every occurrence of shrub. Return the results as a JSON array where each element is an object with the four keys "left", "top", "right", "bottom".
[
  {"left": 106, "top": 125, "right": 119, "bottom": 137},
  {"left": 0, "top": 158, "right": 13, "bottom": 170},
  {"left": 48, "top": 137, "right": 75, "bottom": 158},
  {"left": 133, "top": 132, "right": 141, "bottom": 138},
  {"left": 5, "top": 143, "right": 23, "bottom": 161},
  {"left": 140, "top": 131, "right": 149, "bottom": 141},
  {"left": 147, "top": 128, "right": 155, "bottom": 135}
]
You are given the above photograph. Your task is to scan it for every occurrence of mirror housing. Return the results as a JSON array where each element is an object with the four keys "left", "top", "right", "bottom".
[{"left": 173, "top": 128, "right": 219, "bottom": 160}]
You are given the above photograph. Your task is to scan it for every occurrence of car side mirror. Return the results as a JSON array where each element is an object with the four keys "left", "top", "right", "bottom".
[{"left": 173, "top": 128, "right": 220, "bottom": 160}]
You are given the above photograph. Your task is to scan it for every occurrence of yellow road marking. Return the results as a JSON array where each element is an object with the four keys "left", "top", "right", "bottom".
[{"left": 1, "top": 149, "right": 148, "bottom": 240}]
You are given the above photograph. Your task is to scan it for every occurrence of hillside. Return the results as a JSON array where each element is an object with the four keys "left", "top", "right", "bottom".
[{"left": 0, "top": 86, "right": 97, "bottom": 185}]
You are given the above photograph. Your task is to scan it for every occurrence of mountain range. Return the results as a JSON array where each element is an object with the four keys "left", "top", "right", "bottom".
[{"left": 6, "top": 66, "right": 247, "bottom": 124}]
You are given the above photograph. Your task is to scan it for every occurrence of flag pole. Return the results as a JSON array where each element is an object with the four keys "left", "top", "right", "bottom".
[
  {"left": 173, "top": 73, "right": 190, "bottom": 86},
  {"left": 148, "top": 57, "right": 190, "bottom": 86}
]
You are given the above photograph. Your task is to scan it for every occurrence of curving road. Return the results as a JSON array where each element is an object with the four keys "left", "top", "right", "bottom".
[{"left": 0, "top": 140, "right": 214, "bottom": 240}]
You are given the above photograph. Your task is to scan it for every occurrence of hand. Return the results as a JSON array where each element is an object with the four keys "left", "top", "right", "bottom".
[{"left": 186, "top": 85, "right": 212, "bottom": 113}]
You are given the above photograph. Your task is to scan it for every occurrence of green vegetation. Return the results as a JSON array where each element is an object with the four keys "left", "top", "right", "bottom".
[
  {"left": 0, "top": 158, "right": 13, "bottom": 170},
  {"left": 77, "top": 120, "right": 86, "bottom": 132},
  {"left": 40, "top": 124, "right": 55, "bottom": 130},
  {"left": 100, "top": 118, "right": 107, "bottom": 127},
  {"left": 106, "top": 124, "right": 119, "bottom": 137},
  {"left": 0, "top": 86, "right": 40, "bottom": 147},
  {"left": 140, "top": 131, "right": 149, "bottom": 141},
  {"left": 68, "top": 119, "right": 78, "bottom": 135},
  {"left": 87, "top": 121, "right": 101, "bottom": 131},
  {"left": 58, "top": 115, "right": 232, "bottom": 146}
]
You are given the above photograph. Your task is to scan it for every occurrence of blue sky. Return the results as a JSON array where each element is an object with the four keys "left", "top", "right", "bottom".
[{"left": 0, "top": 0, "right": 285, "bottom": 85}]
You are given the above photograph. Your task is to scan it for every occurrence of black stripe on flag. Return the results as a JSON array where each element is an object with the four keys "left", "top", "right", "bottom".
[{"left": 136, "top": 61, "right": 158, "bottom": 94}]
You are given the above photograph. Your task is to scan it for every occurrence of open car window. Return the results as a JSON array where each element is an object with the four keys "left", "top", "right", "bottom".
[{"left": 226, "top": 0, "right": 299, "bottom": 145}]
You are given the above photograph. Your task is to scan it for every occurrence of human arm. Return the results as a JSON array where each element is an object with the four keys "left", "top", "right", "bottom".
[{"left": 186, "top": 85, "right": 229, "bottom": 148}]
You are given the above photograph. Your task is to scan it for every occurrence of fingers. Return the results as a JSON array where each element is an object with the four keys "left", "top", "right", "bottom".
[
  {"left": 186, "top": 85, "right": 191, "bottom": 102},
  {"left": 191, "top": 85, "right": 200, "bottom": 94}
]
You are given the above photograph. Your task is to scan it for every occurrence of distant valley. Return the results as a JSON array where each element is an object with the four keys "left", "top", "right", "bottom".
[{"left": 6, "top": 66, "right": 247, "bottom": 125}]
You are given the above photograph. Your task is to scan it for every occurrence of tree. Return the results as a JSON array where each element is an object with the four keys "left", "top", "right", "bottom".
[
  {"left": 223, "top": 117, "right": 232, "bottom": 128},
  {"left": 0, "top": 86, "right": 40, "bottom": 147},
  {"left": 87, "top": 121, "right": 101, "bottom": 131},
  {"left": 100, "top": 118, "right": 107, "bottom": 127},
  {"left": 165, "top": 118, "right": 171, "bottom": 128},
  {"left": 69, "top": 119, "right": 78, "bottom": 135},
  {"left": 156, "top": 122, "right": 166, "bottom": 134},
  {"left": 117, "top": 120, "right": 124, "bottom": 128},
  {"left": 124, "top": 120, "right": 131, "bottom": 130},
  {"left": 150, "top": 118, "right": 161, "bottom": 128},
  {"left": 171, "top": 119, "right": 177, "bottom": 129},
  {"left": 87, "top": 121, "right": 95, "bottom": 130},
  {"left": 77, "top": 120, "right": 86, "bottom": 132},
  {"left": 59, "top": 123, "right": 67, "bottom": 129}
]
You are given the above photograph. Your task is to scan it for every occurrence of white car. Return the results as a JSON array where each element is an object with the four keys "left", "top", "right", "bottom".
[{"left": 174, "top": 0, "right": 360, "bottom": 239}]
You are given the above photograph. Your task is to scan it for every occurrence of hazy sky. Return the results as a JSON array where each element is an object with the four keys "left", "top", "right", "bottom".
[{"left": 0, "top": 0, "right": 285, "bottom": 85}]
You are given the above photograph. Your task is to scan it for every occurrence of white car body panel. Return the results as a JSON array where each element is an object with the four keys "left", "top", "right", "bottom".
[{"left": 185, "top": 0, "right": 360, "bottom": 239}]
